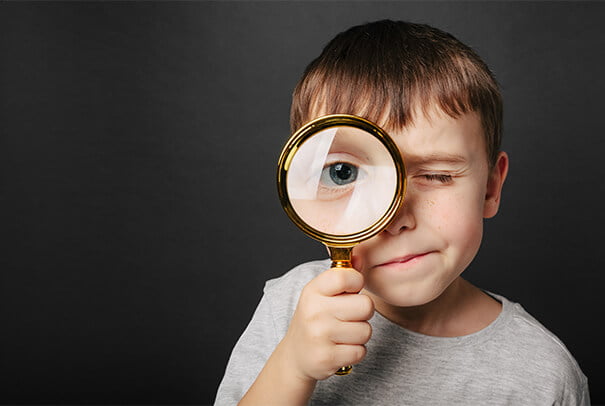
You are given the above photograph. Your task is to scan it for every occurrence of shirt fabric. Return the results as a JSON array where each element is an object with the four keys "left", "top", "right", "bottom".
[{"left": 215, "top": 259, "right": 590, "bottom": 405}]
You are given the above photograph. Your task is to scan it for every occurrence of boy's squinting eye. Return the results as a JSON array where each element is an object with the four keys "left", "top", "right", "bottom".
[
  {"left": 321, "top": 162, "right": 359, "bottom": 186},
  {"left": 422, "top": 174, "right": 453, "bottom": 184}
]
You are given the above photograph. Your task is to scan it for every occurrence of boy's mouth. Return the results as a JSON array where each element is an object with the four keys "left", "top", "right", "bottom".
[{"left": 375, "top": 252, "right": 432, "bottom": 268}]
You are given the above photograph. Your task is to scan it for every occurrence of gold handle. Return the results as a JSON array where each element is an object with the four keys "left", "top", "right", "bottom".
[
  {"left": 328, "top": 246, "right": 355, "bottom": 376},
  {"left": 335, "top": 365, "right": 353, "bottom": 375},
  {"left": 328, "top": 246, "right": 353, "bottom": 269}
]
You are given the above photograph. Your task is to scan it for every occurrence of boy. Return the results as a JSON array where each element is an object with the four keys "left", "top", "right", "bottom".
[{"left": 215, "top": 20, "right": 589, "bottom": 405}]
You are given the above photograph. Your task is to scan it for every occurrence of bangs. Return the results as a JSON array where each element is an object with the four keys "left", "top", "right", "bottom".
[{"left": 290, "top": 20, "right": 502, "bottom": 166}]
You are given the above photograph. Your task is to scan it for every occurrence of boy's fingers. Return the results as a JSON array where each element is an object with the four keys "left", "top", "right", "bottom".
[
  {"left": 329, "top": 321, "right": 372, "bottom": 345},
  {"left": 315, "top": 267, "right": 364, "bottom": 296},
  {"left": 333, "top": 344, "right": 367, "bottom": 367},
  {"left": 331, "top": 294, "right": 375, "bottom": 322}
]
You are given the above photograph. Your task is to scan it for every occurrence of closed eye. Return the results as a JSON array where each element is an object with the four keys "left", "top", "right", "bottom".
[{"left": 422, "top": 174, "right": 453, "bottom": 183}]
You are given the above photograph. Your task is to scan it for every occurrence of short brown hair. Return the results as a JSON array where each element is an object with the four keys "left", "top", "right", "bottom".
[{"left": 290, "top": 20, "right": 502, "bottom": 168}]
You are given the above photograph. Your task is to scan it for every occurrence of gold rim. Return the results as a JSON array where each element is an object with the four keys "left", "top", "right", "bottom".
[{"left": 276, "top": 114, "right": 406, "bottom": 247}]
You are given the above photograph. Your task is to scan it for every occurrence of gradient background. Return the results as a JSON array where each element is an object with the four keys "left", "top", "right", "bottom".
[{"left": 1, "top": 1, "right": 603, "bottom": 404}]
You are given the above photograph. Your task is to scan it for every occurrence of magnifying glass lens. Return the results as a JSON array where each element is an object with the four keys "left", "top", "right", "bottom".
[{"left": 286, "top": 126, "right": 398, "bottom": 236}]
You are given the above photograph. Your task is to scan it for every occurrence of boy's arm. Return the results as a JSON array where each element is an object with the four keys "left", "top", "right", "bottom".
[
  {"left": 214, "top": 289, "right": 283, "bottom": 406},
  {"left": 238, "top": 340, "right": 317, "bottom": 406}
]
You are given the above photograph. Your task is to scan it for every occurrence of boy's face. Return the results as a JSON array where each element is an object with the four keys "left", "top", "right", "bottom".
[{"left": 348, "top": 108, "right": 508, "bottom": 308}]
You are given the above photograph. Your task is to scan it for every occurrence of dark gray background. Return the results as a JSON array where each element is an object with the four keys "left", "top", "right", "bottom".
[{"left": 1, "top": 1, "right": 603, "bottom": 404}]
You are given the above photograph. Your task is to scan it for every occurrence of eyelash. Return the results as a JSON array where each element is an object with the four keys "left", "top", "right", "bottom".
[{"left": 422, "top": 174, "right": 453, "bottom": 183}]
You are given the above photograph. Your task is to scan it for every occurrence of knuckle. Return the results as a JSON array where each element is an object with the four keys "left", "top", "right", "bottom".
[
  {"left": 346, "top": 269, "right": 363, "bottom": 290},
  {"left": 358, "top": 295, "right": 375, "bottom": 319},
  {"left": 351, "top": 345, "right": 367, "bottom": 364},
  {"left": 297, "top": 307, "right": 324, "bottom": 336},
  {"left": 308, "top": 314, "right": 335, "bottom": 342},
  {"left": 361, "top": 322, "right": 372, "bottom": 343},
  {"left": 332, "top": 270, "right": 349, "bottom": 289},
  {"left": 352, "top": 269, "right": 365, "bottom": 286}
]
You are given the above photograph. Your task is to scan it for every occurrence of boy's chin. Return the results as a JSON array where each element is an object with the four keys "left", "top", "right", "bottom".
[{"left": 364, "top": 285, "right": 445, "bottom": 309}]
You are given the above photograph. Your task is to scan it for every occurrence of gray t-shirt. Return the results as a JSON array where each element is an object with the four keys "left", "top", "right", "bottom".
[{"left": 215, "top": 259, "right": 590, "bottom": 405}]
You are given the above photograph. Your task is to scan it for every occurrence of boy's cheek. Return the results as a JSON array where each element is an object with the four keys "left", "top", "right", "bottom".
[
  {"left": 351, "top": 234, "right": 391, "bottom": 274},
  {"left": 351, "top": 243, "right": 373, "bottom": 274},
  {"left": 351, "top": 251, "right": 364, "bottom": 273}
]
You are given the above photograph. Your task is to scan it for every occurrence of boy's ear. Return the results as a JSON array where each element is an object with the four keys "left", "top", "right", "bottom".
[{"left": 483, "top": 151, "right": 509, "bottom": 218}]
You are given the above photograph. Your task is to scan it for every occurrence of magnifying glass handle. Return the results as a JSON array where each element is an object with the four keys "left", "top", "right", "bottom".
[
  {"left": 328, "top": 246, "right": 354, "bottom": 268},
  {"left": 327, "top": 246, "right": 356, "bottom": 376},
  {"left": 335, "top": 365, "right": 353, "bottom": 375}
]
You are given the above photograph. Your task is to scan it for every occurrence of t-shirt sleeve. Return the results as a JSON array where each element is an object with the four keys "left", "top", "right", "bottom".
[
  {"left": 557, "top": 375, "right": 591, "bottom": 406},
  {"left": 213, "top": 289, "right": 281, "bottom": 406},
  {"left": 505, "top": 301, "right": 592, "bottom": 406}
]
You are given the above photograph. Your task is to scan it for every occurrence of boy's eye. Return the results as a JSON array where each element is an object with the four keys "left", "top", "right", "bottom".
[
  {"left": 422, "top": 174, "right": 453, "bottom": 183},
  {"left": 321, "top": 162, "right": 359, "bottom": 186}
]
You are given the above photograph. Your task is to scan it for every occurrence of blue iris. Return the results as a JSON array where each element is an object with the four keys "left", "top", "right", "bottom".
[{"left": 325, "top": 163, "right": 358, "bottom": 186}]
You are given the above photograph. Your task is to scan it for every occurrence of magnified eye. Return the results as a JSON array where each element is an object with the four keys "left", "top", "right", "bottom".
[{"left": 321, "top": 162, "right": 359, "bottom": 186}]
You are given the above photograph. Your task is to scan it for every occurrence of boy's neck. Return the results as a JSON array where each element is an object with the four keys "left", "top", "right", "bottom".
[{"left": 366, "top": 278, "right": 502, "bottom": 337}]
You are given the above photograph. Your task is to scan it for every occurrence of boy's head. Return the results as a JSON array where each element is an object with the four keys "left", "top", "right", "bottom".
[
  {"left": 290, "top": 20, "right": 509, "bottom": 308},
  {"left": 290, "top": 19, "right": 502, "bottom": 169}
]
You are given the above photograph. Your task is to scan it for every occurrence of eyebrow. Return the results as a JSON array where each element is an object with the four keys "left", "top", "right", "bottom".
[{"left": 405, "top": 153, "right": 468, "bottom": 166}]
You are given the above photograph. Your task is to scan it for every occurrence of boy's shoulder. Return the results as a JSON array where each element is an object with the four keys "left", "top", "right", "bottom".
[
  {"left": 261, "top": 259, "right": 330, "bottom": 330},
  {"left": 265, "top": 258, "right": 329, "bottom": 293},
  {"left": 487, "top": 293, "right": 588, "bottom": 395}
]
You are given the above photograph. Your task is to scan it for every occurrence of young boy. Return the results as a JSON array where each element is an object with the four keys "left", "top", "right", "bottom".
[{"left": 215, "top": 20, "right": 589, "bottom": 405}]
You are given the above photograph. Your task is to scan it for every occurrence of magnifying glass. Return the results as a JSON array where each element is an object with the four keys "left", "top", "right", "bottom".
[{"left": 276, "top": 114, "right": 406, "bottom": 375}]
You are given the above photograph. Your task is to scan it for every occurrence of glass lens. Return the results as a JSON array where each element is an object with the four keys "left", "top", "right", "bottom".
[{"left": 286, "top": 126, "right": 398, "bottom": 235}]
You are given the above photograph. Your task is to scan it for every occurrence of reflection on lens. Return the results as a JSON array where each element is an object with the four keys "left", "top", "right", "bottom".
[{"left": 286, "top": 125, "right": 397, "bottom": 235}]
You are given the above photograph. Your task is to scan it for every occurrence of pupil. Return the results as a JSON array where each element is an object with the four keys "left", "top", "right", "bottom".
[
  {"left": 334, "top": 164, "right": 351, "bottom": 179},
  {"left": 330, "top": 163, "right": 357, "bottom": 185}
]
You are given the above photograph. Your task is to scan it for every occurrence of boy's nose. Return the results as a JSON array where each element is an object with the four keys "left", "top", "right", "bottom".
[{"left": 383, "top": 196, "right": 416, "bottom": 235}]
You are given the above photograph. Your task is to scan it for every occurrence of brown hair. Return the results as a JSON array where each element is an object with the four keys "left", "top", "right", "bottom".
[{"left": 290, "top": 20, "right": 503, "bottom": 168}]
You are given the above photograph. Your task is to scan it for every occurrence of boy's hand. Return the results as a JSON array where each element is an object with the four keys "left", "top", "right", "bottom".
[{"left": 280, "top": 267, "right": 375, "bottom": 382}]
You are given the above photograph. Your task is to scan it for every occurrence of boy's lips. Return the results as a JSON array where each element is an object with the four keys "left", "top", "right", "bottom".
[{"left": 374, "top": 252, "right": 433, "bottom": 268}]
